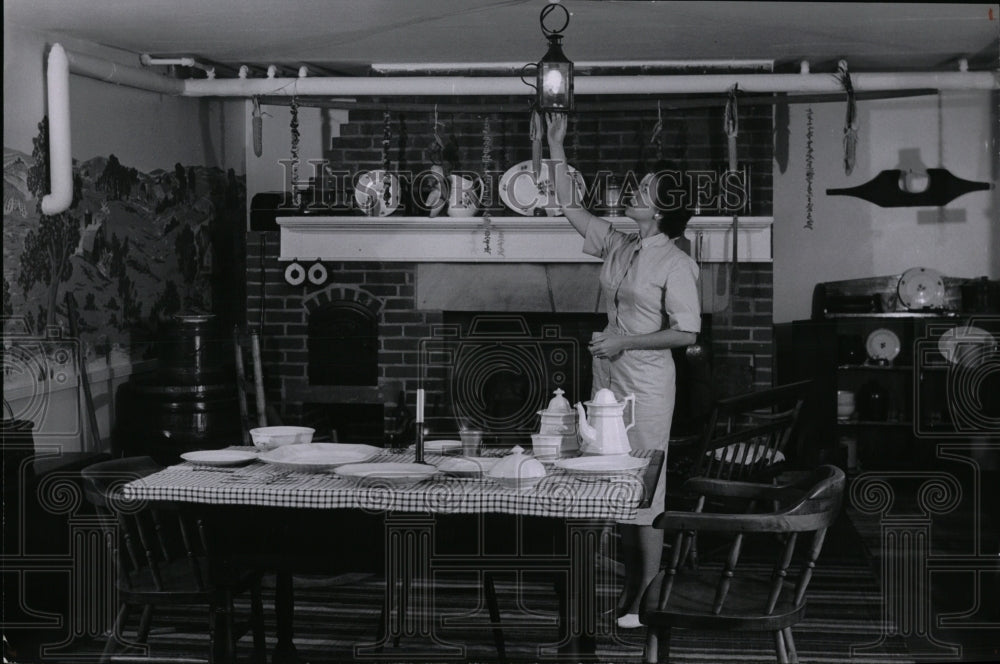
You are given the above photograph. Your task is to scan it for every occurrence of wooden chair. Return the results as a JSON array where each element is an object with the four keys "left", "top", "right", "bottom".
[
  {"left": 81, "top": 456, "right": 266, "bottom": 663},
  {"left": 669, "top": 380, "right": 812, "bottom": 569},
  {"left": 640, "top": 464, "right": 845, "bottom": 664}
]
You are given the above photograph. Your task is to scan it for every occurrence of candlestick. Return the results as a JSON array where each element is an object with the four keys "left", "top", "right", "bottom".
[{"left": 415, "top": 388, "right": 425, "bottom": 464}]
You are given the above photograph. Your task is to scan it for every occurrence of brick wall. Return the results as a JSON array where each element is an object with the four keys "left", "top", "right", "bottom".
[
  {"left": 313, "top": 95, "right": 772, "bottom": 215},
  {"left": 247, "top": 96, "right": 774, "bottom": 434}
]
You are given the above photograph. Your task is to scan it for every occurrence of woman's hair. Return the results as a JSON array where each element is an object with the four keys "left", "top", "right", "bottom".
[{"left": 650, "top": 160, "right": 693, "bottom": 238}]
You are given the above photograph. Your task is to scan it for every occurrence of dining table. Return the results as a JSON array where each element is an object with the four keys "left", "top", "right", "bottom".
[{"left": 121, "top": 445, "right": 665, "bottom": 663}]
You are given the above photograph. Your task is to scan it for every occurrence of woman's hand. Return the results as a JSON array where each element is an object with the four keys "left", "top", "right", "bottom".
[
  {"left": 589, "top": 332, "right": 628, "bottom": 359},
  {"left": 546, "top": 112, "right": 568, "bottom": 149}
]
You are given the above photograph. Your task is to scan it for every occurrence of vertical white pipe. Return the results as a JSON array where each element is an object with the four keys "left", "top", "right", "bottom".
[{"left": 42, "top": 43, "right": 73, "bottom": 215}]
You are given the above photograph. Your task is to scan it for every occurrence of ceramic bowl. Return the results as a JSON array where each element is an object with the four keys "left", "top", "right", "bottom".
[{"left": 249, "top": 426, "right": 315, "bottom": 451}]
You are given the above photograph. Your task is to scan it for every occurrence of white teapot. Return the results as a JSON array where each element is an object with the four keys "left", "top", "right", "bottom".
[{"left": 576, "top": 388, "right": 635, "bottom": 456}]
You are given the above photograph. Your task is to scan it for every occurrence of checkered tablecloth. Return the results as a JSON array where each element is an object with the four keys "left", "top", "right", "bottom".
[{"left": 121, "top": 448, "right": 657, "bottom": 520}]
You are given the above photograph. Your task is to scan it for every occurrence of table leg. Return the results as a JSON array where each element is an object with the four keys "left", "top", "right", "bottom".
[
  {"left": 552, "top": 519, "right": 612, "bottom": 661},
  {"left": 272, "top": 572, "right": 299, "bottom": 664}
]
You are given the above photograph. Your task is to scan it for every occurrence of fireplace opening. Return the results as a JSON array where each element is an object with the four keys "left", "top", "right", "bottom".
[
  {"left": 429, "top": 312, "right": 713, "bottom": 442},
  {"left": 308, "top": 301, "right": 378, "bottom": 386},
  {"left": 301, "top": 403, "right": 384, "bottom": 445},
  {"left": 430, "top": 313, "right": 604, "bottom": 439}
]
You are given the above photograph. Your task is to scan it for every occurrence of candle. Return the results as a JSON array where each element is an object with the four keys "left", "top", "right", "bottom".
[{"left": 415, "top": 388, "right": 426, "bottom": 465}]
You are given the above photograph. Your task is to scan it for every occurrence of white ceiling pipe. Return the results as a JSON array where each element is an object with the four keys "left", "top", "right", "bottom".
[
  {"left": 41, "top": 44, "right": 73, "bottom": 215},
  {"left": 372, "top": 59, "right": 775, "bottom": 72},
  {"left": 43, "top": 42, "right": 1000, "bottom": 216},
  {"left": 179, "top": 71, "right": 997, "bottom": 97},
  {"left": 61, "top": 46, "right": 996, "bottom": 97},
  {"left": 68, "top": 49, "right": 185, "bottom": 94}
]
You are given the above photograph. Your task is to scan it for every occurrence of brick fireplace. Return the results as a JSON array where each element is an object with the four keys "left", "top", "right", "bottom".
[{"left": 244, "top": 98, "right": 775, "bottom": 442}]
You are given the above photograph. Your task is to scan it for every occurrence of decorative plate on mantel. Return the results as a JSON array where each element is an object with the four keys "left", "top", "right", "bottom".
[
  {"left": 354, "top": 170, "right": 400, "bottom": 217},
  {"left": 499, "top": 160, "right": 584, "bottom": 216}
]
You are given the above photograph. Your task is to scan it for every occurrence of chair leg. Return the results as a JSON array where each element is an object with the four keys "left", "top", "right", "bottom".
[
  {"left": 774, "top": 629, "right": 789, "bottom": 664},
  {"left": 136, "top": 605, "right": 154, "bottom": 644},
  {"left": 102, "top": 603, "right": 130, "bottom": 663},
  {"left": 483, "top": 572, "right": 506, "bottom": 663},
  {"left": 782, "top": 627, "right": 799, "bottom": 664},
  {"left": 645, "top": 626, "right": 670, "bottom": 664}
]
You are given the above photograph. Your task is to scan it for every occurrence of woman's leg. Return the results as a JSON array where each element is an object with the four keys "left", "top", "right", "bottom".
[{"left": 616, "top": 525, "right": 640, "bottom": 614}]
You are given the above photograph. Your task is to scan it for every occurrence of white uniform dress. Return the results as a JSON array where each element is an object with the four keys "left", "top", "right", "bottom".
[{"left": 583, "top": 218, "right": 701, "bottom": 525}]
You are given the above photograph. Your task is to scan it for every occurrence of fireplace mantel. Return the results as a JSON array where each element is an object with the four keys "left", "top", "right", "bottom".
[
  {"left": 277, "top": 215, "right": 772, "bottom": 263},
  {"left": 277, "top": 216, "right": 773, "bottom": 263}
]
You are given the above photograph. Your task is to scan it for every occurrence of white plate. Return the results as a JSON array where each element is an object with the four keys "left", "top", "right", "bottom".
[
  {"left": 409, "top": 440, "right": 463, "bottom": 455},
  {"left": 354, "top": 170, "right": 400, "bottom": 217},
  {"left": 938, "top": 325, "right": 995, "bottom": 366},
  {"left": 554, "top": 454, "right": 649, "bottom": 476},
  {"left": 866, "top": 328, "right": 901, "bottom": 362},
  {"left": 257, "top": 443, "right": 380, "bottom": 473},
  {"left": 499, "top": 160, "right": 584, "bottom": 216},
  {"left": 181, "top": 449, "right": 258, "bottom": 467},
  {"left": 334, "top": 462, "right": 439, "bottom": 486},
  {"left": 434, "top": 456, "right": 499, "bottom": 477},
  {"left": 897, "top": 267, "right": 945, "bottom": 310}
]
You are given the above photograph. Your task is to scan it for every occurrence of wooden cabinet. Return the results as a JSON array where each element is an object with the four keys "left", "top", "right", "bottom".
[{"left": 776, "top": 314, "right": 1000, "bottom": 471}]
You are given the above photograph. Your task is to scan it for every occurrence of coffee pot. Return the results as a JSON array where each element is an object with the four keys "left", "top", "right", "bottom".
[{"left": 575, "top": 388, "right": 635, "bottom": 456}]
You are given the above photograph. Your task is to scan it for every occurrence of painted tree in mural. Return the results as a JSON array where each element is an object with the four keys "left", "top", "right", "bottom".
[
  {"left": 174, "top": 223, "right": 202, "bottom": 309},
  {"left": 3, "top": 277, "right": 12, "bottom": 317},
  {"left": 19, "top": 117, "right": 82, "bottom": 331},
  {"left": 96, "top": 154, "right": 137, "bottom": 200}
]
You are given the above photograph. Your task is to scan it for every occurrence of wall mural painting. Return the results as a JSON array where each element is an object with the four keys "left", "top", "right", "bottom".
[{"left": 3, "top": 118, "right": 246, "bottom": 365}]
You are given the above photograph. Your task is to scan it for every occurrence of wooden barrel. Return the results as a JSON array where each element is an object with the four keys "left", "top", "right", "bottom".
[{"left": 115, "top": 314, "right": 241, "bottom": 464}]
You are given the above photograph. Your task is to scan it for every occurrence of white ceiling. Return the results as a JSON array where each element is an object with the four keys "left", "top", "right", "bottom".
[{"left": 5, "top": 0, "right": 998, "bottom": 75}]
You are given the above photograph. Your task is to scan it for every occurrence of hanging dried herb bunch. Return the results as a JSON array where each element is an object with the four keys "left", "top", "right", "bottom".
[
  {"left": 805, "top": 106, "right": 815, "bottom": 230},
  {"left": 382, "top": 111, "right": 392, "bottom": 209},
  {"left": 481, "top": 114, "right": 493, "bottom": 254},
  {"left": 290, "top": 96, "right": 300, "bottom": 207}
]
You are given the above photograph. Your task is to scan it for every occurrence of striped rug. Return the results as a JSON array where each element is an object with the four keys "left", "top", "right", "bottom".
[{"left": 70, "top": 511, "right": 912, "bottom": 663}]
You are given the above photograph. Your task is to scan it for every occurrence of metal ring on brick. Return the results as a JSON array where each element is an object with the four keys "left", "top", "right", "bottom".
[
  {"left": 307, "top": 262, "right": 328, "bottom": 286},
  {"left": 284, "top": 262, "right": 306, "bottom": 286}
]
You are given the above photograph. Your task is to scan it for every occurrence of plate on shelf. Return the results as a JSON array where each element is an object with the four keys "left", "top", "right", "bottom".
[
  {"left": 554, "top": 454, "right": 649, "bottom": 476},
  {"left": 258, "top": 443, "right": 380, "bottom": 473},
  {"left": 938, "top": 325, "right": 995, "bottom": 366},
  {"left": 180, "top": 450, "right": 258, "bottom": 467},
  {"left": 866, "top": 328, "right": 901, "bottom": 363},
  {"left": 897, "top": 267, "right": 945, "bottom": 310},
  {"left": 499, "top": 160, "right": 584, "bottom": 216},
  {"left": 354, "top": 170, "right": 400, "bottom": 217},
  {"left": 334, "top": 462, "right": 439, "bottom": 487}
]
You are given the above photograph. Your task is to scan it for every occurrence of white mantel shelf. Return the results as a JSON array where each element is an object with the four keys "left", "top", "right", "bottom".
[{"left": 277, "top": 215, "right": 772, "bottom": 263}]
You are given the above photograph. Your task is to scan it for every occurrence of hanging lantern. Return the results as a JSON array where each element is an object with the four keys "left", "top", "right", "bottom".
[{"left": 535, "top": 3, "right": 574, "bottom": 112}]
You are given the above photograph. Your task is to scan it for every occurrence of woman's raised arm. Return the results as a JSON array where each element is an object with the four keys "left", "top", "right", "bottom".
[{"left": 546, "top": 113, "right": 599, "bottom": 238}]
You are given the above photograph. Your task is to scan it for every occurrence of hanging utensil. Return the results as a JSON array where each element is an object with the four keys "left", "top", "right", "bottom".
[
  {"left": 724, "top": 84, "right": 740, "bottom": 295},
  {"left": 839, "top": 60, "right": 858, "bottom": 176},
  {"left": 648, "top": 100, "right": 664, "bottom": 154},
  {"left": 530, "top": 108, "right": 543, "bottom": 178}
]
